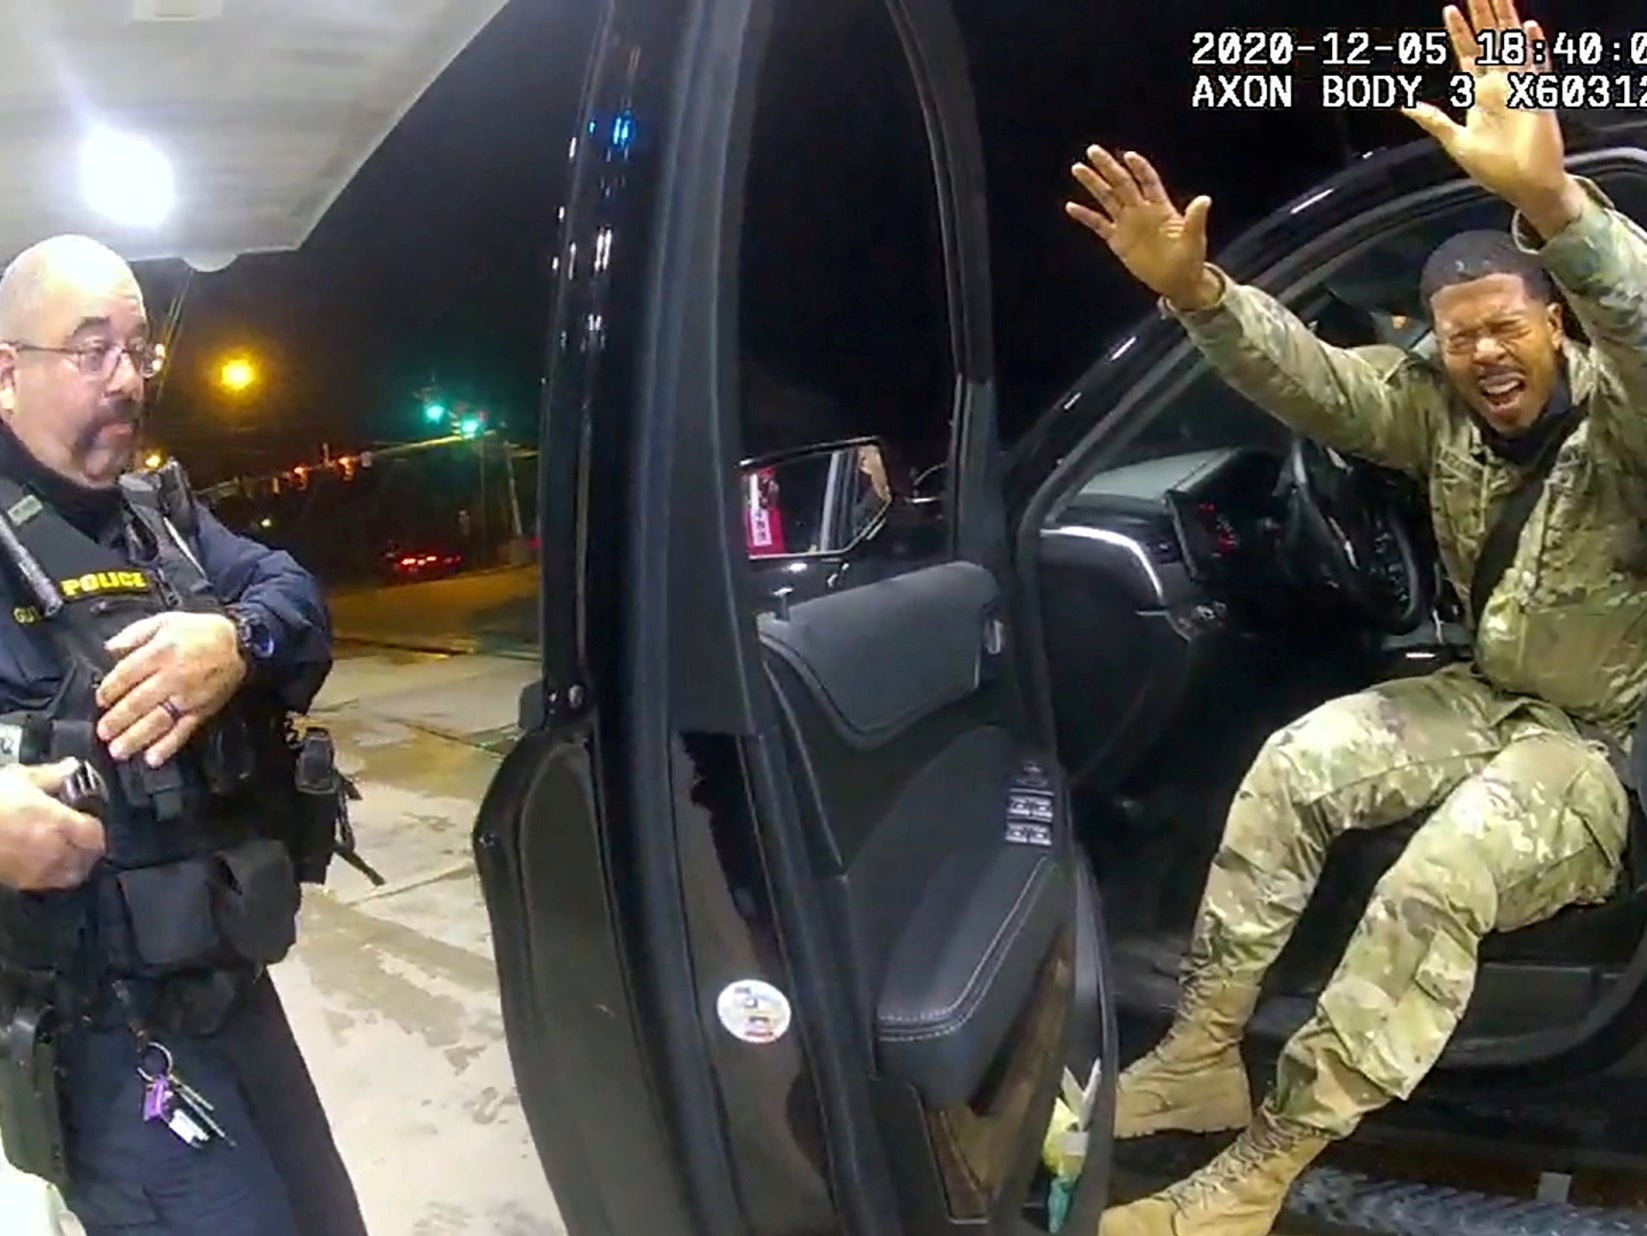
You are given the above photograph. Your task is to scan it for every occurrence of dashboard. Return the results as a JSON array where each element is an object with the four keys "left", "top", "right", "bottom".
[
  {"left": 1165, "top": 453, "right": 1289, "bottom": 591},
  {"left": 1036, "top": 445, "right": 1309, "bottom": 802},
  {"left": 1058, "top": 446, "right": 1293, "bottom": 602},
  {"left": 1035, "top": 444, "right": 1375, "bottom": 803}
]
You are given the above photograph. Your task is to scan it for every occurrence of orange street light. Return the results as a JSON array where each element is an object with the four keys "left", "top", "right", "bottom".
[{"left": 218, "top": 356, "right": 257, "bottom": 393}]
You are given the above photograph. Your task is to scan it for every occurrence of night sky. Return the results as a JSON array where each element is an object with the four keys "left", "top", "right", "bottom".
[
  {"left": 140, "top": 0, "right": 593, "bottom": 483},
  {"left": 136, "top": 0, "right": 1647, "bottom": 484}
]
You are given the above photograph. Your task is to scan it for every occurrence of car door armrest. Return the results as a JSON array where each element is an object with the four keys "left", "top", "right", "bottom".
[{"left": 874, "top": 845, "right": 1067, "bottom": 1107}]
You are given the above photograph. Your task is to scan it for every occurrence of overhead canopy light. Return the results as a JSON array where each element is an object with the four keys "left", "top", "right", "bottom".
[
  {"left": 79, "top": 128, "right": 175, "bottom": 229},
  {"left": 182, "top": 252, "right": 237, "bottom": 273}
]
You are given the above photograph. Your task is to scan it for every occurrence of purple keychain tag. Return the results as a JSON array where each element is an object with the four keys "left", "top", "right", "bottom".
[{"left": 142, "top": 1075, "right": 172, "bottom": 1122}]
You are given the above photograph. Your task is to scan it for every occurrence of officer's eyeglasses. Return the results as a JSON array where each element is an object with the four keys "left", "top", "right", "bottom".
[{"left": 5, "top": 339, "right": 164, "bottom": 381}]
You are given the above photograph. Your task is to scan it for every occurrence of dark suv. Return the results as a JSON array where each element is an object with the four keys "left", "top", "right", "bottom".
[{"left": 472, "top": 1, "right": 1647, "bottom": 1233}]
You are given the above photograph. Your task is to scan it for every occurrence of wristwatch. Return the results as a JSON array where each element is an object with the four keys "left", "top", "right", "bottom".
[{"left": 226, "top": 606, "right": 276, "bottom": 666}]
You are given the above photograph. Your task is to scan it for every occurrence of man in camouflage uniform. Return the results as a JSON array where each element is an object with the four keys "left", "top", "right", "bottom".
[{"left": 1064, "top": 3, "right": 1647, "bottom": 1234}]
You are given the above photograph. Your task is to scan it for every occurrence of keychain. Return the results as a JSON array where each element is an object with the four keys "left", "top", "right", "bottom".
[{"left": 138, "top": 1041, "right": 234, "bottom": 1149}]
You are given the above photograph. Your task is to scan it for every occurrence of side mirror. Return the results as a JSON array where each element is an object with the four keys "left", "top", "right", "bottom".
[{"left": 740, "top": 438, "right": 891, "bottom": 559}]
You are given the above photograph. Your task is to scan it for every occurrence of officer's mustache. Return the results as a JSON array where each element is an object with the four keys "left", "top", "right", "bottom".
[{"left": 70, "top": 402, "right": 143, "bottom": 460}]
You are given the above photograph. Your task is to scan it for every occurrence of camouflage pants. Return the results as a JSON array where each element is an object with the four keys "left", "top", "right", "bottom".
[{"left": 1185, "top": 663, "right": 1628, "bottom": 1138}]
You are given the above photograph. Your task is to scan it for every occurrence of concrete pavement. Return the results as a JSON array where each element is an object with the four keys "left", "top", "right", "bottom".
[
  {"left": 281, "top": 649, "right": 558, "bottom": 1235},
  {"left": 329, "top": 568, "right": 537, "bottom": 658},
  {"left": 6, "top": 649, "right": 562, "bottom": 1236}
]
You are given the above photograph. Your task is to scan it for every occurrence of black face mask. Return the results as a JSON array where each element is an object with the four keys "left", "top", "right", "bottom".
[
  {"left": 1469, "top": 369, "right": 1580, "bottom": 468},
  {"left": 0, "top": 419, "right": 123, "bottom": 539}
]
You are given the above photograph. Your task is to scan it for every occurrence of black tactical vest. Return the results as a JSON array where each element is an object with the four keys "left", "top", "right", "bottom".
[{"left": 0, "top": 469, "right": 302, "bottom": 1002}]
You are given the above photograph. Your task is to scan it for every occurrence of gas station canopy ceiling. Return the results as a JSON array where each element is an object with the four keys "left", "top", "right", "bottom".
[{"left": 0, "top": 0, "right": 511, "bottom": 269}]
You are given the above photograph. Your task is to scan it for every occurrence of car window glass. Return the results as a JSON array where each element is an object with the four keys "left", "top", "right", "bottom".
[
  {"left": 735, "top": 0, "right": 952, "bottom": 588},
  {"left": 1096, "top": 365, "right": 1289, "bottom": 470}
]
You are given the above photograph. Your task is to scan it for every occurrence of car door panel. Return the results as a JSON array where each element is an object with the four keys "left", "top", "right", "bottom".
[
  {"left": 757, "top": 560, "right": 1000, "bottom": 753},
  {"left": 475, "top": 730, "right": 702, "bottom": 1236},
  {"left": 758, "top": 559, "right": 1072, "bottom": 1145},
  {"left": 724, "top": 0, "right": 1088, "bottom": 1207}
]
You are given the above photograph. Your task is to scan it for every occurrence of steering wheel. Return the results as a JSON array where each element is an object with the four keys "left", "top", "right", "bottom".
[{"left": 1286, "top": 436, "right": 1429, "bottom": 634}]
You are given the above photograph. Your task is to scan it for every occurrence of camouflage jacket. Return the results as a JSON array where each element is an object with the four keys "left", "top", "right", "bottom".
[{"left": 1169, "top": 179, "right": 1647, "bottom": 743}]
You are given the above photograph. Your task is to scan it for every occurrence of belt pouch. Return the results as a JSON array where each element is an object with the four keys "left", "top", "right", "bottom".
[
  {"left": 109, "top": 860, "right": 220, "bottom": 973},
  {"left": 211, "top": 839, "right": 298, "bottom": 966},
  {"left": 0, "top": 1003, "right": 69, "bottom": 1189}
]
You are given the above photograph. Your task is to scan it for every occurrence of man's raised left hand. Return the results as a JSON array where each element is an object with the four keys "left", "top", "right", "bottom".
[
  {"left": 96, "top": 611, "right": 247, "bottom": 766},
  {"left": 1403, "top": 1, "right": 1587, "bottom": 238}
]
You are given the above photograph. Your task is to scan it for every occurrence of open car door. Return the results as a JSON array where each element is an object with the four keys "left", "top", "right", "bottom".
[{"left": 474, "top": 0, "right": 1110, "bottom": 1232}]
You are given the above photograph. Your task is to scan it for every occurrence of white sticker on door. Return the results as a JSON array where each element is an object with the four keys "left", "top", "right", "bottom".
[{"left": 716, "top": 979, "right": 793, "bottom": 1044}]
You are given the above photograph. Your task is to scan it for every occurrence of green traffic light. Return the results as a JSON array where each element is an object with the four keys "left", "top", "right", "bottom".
[
  {"left": 424, "top": 401, "right": 447, "bottom": 422},
  {"left": 458, "top": 416, "right": 481, "bottom": 438}
]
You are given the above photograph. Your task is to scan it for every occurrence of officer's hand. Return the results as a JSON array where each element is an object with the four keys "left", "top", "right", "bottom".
[
  {"left": 0, "top": 761, "right": 105, "bottom": 891},
  {"left": 95, "top": 613, "right": 248, "bottom": 767},
  {"left": 1066, "top": 147, "right": 1217, "bottom": 310}
]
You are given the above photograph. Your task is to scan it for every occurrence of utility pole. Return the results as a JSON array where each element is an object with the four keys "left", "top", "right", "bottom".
[
  {"left": 500, "top": 433, "right": 525, "bottom": 541},
  {"left": 148, "top": 267, "right": 194, "bottom": 411},
  {"left": 476, "top": 430, "right": 488, "bottom": 557}
]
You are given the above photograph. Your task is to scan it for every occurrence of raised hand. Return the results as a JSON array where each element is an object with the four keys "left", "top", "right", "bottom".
[
  {"left": 1402, "top": 1, "right": 1583, "bottom": 234},
  {"left": 1067, "top": 147, "right": 1218, "bottom": 309}
]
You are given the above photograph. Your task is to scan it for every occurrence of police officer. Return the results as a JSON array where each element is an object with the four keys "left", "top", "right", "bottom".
[
  {"left": 1068, "top": 3, "right": 1647, "bottom": 1234},
  {"left": 0, "top": 234, "right": 368, "bottom": 1235}
]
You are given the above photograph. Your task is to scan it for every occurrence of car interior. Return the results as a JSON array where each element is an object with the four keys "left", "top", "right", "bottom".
[
  {"left": 1035, "top": 180, "right": 1647, "bottom": 1097},
  {"left": 729, "top": 0, "right": 1647, "bottom": 1223}
]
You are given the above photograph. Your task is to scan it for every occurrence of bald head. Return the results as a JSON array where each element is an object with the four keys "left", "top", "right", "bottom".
[
  {"left": 0, "top": 235, "right": 143, "bottom": 341},
  {"left": 0, "top": 235, "right": 149, "bottom": 488}
]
